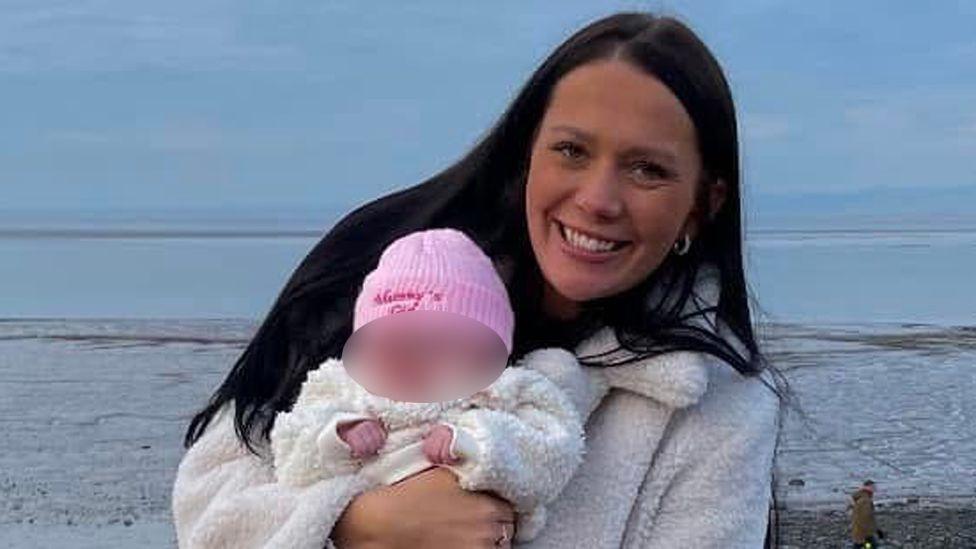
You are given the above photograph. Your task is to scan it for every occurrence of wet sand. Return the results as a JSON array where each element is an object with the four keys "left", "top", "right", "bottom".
[{"left": 778, "top": 504, "right": 976, "bottom": 548}]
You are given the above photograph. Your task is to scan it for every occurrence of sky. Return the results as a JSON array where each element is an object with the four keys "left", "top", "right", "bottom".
[{"left": 2, "top": 1, "right": 974, "bottom": 218}]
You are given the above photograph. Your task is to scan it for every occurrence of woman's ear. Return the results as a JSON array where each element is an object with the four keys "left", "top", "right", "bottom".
[{"left": 683, "top": 178, "right": 729, "bottom": 240}]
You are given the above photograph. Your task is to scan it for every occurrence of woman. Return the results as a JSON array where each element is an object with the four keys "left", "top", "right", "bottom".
[{"left": 172, "top": 11, "right": 786, "bottom": 549}]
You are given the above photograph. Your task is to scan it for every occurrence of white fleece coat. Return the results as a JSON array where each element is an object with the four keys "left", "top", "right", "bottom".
[
  {"left": 267, "top": 349, "right": 587, "bottom": 543},
  {"left": 171, "top": 267, "right": 781, "bottom": 548}
]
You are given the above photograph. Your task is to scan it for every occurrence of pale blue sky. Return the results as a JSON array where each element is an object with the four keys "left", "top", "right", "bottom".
[{"left": 3, "top": 1, "right": 974, "bottom": 216}]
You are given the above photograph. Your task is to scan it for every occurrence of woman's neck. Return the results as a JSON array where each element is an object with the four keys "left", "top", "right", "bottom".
[{"left": 541, "top": 281, "right": 581, "bottom": 321}]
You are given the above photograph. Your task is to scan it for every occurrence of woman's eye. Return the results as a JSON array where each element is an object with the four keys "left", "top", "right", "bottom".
[
  {"left": 631, "top": 161, "right": 670, "bottom": 182},
  {"left": 552, "top": 142, "right": 585, "bottom": 160}
]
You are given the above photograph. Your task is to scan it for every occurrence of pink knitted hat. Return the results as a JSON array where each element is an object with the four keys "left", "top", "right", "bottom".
[{"left": 353, "top": 228, "right": 514, "bottom": 353}]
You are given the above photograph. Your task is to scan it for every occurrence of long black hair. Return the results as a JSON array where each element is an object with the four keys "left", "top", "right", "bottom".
[{"left": 184, "top": 12, "right": 785, "bottom": 457}]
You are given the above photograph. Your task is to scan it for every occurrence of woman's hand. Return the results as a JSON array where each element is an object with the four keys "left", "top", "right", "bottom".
[{"left": 331, "top": 466, "right": 516, "bottom": 548}]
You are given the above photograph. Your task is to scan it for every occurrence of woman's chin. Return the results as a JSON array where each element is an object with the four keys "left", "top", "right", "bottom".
[
  {"left": 544, "top": 253, "right": 628, "bottom": 303},
  {"left": 550, "top": 277, "right": 613, "bottom": 304}
]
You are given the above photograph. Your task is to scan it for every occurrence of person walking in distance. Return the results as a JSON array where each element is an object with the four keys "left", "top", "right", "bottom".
[{"left": 850, "top": 480, "right": 885, "bottom": 548}]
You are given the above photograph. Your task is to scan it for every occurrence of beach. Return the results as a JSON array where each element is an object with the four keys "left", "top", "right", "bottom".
[
  {"left": 5, "top": 0, "right": 976, "bottom": 544},
  {"left": 0, "top": 319, "right": 249, "bottom": 548},
  {"left": 765, "top": 323, "right": 976, "bottom": 548},
  {"left": 1, "top": 220, "right": 974, "bottom": 547},
  {"left": 1, "top": 318, "right": 974, "bottom": 547},
  {"left": 778, "top": 505, "right": 976, "bottom": 548}
]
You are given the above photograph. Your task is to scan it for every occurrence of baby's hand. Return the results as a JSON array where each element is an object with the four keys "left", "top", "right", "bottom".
[
  {"left": 422, "top": 423, "right": 462, "bottom": 465},
  {"left": 337, "top": 418, "right": 387, "bottom": 459}
]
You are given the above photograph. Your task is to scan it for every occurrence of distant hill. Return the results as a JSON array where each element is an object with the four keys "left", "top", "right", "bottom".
[
  {"left": 749, "top": 184, "right": 976, "bottom": 229},
  {"left": 3, "top": 184, "right": 974, "bottom": 232}
]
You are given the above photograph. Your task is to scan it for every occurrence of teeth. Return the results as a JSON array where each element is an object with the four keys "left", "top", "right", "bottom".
[{"left": 560, "top": 223, "right": 619, "bottom": 252}]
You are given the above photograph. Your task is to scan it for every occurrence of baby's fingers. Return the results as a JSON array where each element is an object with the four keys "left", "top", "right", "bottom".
[
  {"left": 352, "top": 430, "right": 379, "bottom": 455},
  {"left": 365, "top": 422, "right": 386, "bottom": 447},
  {"left": 422, "top": 434, "right": 444, "bottom": 463},
  {"left": 367, "top": 431, "right": 384, "bottom": 452},
  {"left": 348, "top": 435, "right": 372, "bottom": 458}
]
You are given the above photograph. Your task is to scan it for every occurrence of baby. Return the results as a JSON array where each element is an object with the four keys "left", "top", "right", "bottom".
[{"left": 269, "top": 228, "right": 589, "bottom": 543}]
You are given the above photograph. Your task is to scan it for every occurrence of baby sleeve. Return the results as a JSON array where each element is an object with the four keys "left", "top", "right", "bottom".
[
  {"left": 270, "top": 404, "right": 373, "bottom": 486},
  {"left": 269, "top": 358, "right": 372, "bottom": 486},
  {"left": 439, "top": 365, "right": 586, "bottom": 542}
]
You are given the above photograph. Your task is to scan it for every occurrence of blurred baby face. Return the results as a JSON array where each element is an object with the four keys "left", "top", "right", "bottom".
[{"left": 342, "top": 311, "right": 509, "bottom": 402}]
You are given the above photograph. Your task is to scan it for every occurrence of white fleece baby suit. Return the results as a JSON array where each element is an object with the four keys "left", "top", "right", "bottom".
[{"left": 268, "top": 347, "right": 587, "bottom": 543}]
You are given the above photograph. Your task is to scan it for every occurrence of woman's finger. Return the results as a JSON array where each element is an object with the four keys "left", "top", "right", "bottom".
[
  {"left": 476, "top": 491, "right": 516, "bottom": 523},
  {"left": 503, "top": 521, "right": 516, "bottom": 547},
  {"left": 480, "top": 520, "right": 514, "bottom": 548},
  {"left": 493, "top": 521, "right": 514, "bottom": 548}
]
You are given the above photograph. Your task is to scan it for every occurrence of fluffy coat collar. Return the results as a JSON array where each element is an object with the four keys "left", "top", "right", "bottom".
[{"left": 571, "top": 263, "right": 724, "bottom": 409}]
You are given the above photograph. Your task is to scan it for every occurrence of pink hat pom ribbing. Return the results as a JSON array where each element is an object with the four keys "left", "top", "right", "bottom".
[{"left": 353, "top": 228, "right": 515, "bottom": 353}]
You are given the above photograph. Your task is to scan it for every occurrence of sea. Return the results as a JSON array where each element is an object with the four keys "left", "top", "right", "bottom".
[{"left": 1, "top": 209, "right": 974, "bottom": 546}]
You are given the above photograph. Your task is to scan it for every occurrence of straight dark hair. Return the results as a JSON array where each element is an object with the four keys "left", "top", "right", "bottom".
[{"left": 185, "top": 9, "right": 784, "bottom": 457}]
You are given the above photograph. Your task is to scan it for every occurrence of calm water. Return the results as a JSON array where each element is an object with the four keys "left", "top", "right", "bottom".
[
  {"left": 748, "top": 226, "right": 976, "bottom": 326},
  {"left": 1, "top": 214, "right": 974, "bottom": 324},
  {"left": 0, "top": 213, "right": 325, "bottom": 319}
]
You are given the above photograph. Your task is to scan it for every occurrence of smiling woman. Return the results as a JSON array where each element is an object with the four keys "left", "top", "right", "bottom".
[
  {"left": 173, "top": 11, "right": 784, "bottom": 549},
  {"left": 525, "top": 59, "right": 724, "bottom": 320}
]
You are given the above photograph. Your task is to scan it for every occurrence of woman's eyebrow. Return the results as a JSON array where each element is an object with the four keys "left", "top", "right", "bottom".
[
  {"left": 620, "top": 145, "right": 678, "bottom": 167},
  {"left": 549, "top": 124, "right": 592, "bottom": 142},
  {"left": 550, "top": 125, "right": 678, "bottom": 165}
]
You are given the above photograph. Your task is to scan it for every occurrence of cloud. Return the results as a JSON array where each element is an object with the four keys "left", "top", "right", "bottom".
[
  {"left": 840, "top": 91, "right": 976, "bottom": 154},
  {"left": 0, "top": 0, "right": 302, "bottom": 73},
  {"left": 841, "top": 101, "right": 912, "bottom": 134},
  {"left": 744, "top": 85, "right": 976, "bottom": 196}
]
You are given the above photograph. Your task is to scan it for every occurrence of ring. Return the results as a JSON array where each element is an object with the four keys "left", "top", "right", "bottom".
[{"left": 494, "top": 523, "right": 510, "bottom": 546}]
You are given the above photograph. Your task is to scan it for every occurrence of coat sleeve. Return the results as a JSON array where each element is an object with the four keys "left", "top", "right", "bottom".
[
  {"left": 171, "top": 403, "right": 375, "bottom": 549},
  {"left": 637, "top": 365, "right": 781, "bottom": 548},
  {"left": 439, "top": 366, "right": 586, "bottom": 542}
]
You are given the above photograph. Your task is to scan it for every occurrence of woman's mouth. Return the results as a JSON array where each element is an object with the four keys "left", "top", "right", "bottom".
[{"left": 553, "top": 219, "right": 631, "bottom": 262}]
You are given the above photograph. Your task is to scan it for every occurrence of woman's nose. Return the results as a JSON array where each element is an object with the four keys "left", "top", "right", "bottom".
[{"left": 573, "top": 163, "right": 623, "bottom": 220}]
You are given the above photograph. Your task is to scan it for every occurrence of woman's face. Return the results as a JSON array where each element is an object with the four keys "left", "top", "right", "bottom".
[{"left": 525, "top": 59, "right": 707, "bottom": 318}]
